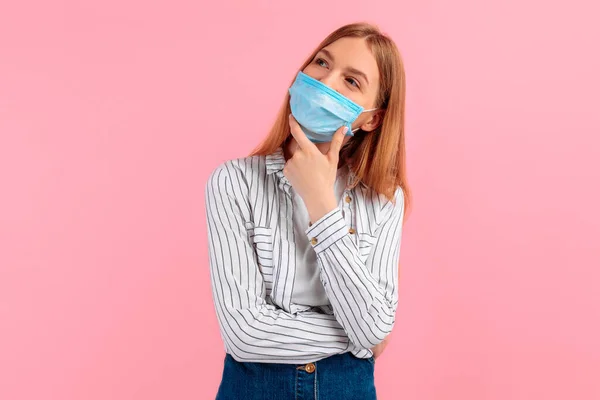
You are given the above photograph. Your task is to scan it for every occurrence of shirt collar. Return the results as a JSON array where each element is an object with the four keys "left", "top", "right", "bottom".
[{"left": 265, "top": 146, "right": 286, "bottom": 175}]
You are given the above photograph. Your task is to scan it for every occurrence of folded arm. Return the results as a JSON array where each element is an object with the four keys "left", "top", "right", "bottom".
[{"left": 205, "top": 163, "right": 350, "bottom": 363}]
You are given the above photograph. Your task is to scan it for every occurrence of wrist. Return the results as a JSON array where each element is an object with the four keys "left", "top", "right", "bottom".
[{"left": 306, "top": 194, "right": 338, "bottom": 224}]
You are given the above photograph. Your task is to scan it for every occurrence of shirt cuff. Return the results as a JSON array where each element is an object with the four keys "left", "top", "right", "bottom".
[{"left": 305, "top": 207, "right": 348, "bottom": 253}]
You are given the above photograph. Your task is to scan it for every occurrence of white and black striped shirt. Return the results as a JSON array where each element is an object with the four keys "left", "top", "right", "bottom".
[{"left": 205, "top": 146, "right": 405, "bottom": 364}]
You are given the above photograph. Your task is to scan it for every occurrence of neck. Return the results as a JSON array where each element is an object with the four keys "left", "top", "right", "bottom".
[{"left": 283, "top": 137, "right": 346, "bottom": 170}]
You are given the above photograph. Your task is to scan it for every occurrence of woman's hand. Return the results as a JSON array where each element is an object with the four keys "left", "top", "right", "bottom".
[
  {"left": 283, "top": 114, "right": 348, "bottom": 223},
  {"left": 370, "top": 335, "right": 390, "bottom": 359}
]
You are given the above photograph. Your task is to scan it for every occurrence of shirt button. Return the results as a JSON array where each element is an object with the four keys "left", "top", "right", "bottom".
[
  {"left": 345, "top": 195, "right": 352, "bottom": 203},
  {"left": 305, "top": 363, "right": 315, "bottom": 373},
  {"left": 310, "top": 237, "right": 318, "bottom": 245},
  {"left": 348, "top": 228, "right": 356, "bottom": 234}
]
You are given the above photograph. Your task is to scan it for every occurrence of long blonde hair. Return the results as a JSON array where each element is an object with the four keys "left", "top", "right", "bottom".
[{"left": 249, "top": 22, "right": 411, "bottom": 213}]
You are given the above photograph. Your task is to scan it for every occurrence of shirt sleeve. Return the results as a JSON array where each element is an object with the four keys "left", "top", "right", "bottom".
[
  {"left": 304, "top": 186, "right": 405, "bottom": 348},
  {"left": 205, "top": 163, "right": 350, "bottom": 363}
]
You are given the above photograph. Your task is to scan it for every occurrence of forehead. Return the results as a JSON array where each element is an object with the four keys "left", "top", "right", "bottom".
[{"left": 321, "top": 37, "right": 380, "bottom": 84}]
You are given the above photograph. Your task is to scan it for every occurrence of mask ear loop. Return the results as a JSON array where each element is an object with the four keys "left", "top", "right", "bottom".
[{"left": 349, "top": 107, "right": 379, "bottom": 133}]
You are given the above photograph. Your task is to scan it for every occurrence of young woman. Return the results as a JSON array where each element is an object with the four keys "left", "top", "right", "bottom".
[{"left": 205, "top": 22, "right": 410, "bottom": 400}]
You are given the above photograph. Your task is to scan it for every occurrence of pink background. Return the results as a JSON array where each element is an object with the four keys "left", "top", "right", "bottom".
[{"left": 1, "top": 0, "right": 599, "bottom": 399}]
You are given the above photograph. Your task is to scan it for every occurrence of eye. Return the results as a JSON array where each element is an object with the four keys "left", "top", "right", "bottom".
[
  {"left": 346, "top": 77, "right": 359, "bottom": 88},
  {"left": 315, "top": 58, "right": 328, "bottom": 68}
]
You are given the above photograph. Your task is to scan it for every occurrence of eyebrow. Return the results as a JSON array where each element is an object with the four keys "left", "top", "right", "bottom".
[{"left": 318, "top": 48, "right": 370, "bottom": 86}]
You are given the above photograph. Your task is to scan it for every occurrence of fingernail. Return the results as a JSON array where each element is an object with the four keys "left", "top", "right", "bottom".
[{"left": 343, "top": 126, "right": 348, "bottom": 134}]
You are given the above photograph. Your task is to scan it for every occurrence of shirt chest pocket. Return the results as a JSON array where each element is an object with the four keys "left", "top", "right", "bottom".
[{"left": 248, "top": 226, "right": 275, "bottom": 289}]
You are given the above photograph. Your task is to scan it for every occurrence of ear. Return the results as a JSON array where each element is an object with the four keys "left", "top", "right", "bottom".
[{"left": 359, "top": 110, "right": 384, "bottom": 132}]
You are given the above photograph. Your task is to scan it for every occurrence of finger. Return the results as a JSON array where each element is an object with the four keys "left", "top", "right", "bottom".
[
  {"left": 288, "top": 114, "right": 316, "bottom": 152},
  {"left": 328, "top": 125, "right": 348, "bottom": 160}
]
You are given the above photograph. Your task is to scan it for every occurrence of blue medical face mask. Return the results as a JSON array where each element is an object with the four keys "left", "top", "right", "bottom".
[{"left": 288, "top": 71, "right": 378, "bottom": 143}]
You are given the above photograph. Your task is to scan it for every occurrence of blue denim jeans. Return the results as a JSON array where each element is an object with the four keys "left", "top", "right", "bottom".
[{"left": 215, "top": 352, "right": 377, "bottom": 400}]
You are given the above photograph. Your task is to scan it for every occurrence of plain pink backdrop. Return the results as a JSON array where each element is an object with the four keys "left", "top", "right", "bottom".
[{"left": 1, "top": 1, "right": 599, "bottom": 399}]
